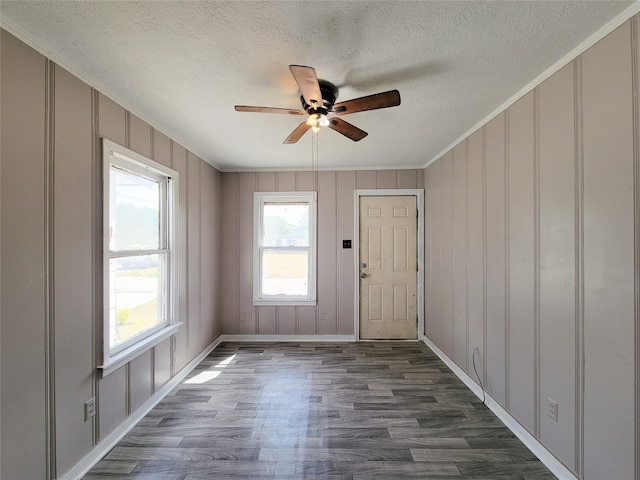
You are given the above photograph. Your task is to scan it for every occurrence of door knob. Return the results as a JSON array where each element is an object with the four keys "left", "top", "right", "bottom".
[
  {"left": 360, "top": 263, "right": 367, "bottom": 268},
  {"left": 360, "top": 272, "right": 368, "bottom": 278}
]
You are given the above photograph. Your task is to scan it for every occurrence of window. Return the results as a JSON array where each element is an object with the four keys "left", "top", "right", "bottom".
[
  {"left": 101, "top": 139, "right": 179, "bottom": 375},
  {"left": 253, "top": 192, "right": 316, "bottom": 305}
]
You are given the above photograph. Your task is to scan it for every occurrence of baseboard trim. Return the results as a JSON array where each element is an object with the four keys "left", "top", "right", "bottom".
[
  {"left": 219, "top": 334, "right": 356, "bottom": 342},
  {"left": 422, "top": 336, "right": 578, "bottom": 480},
  {"left": 59, "top": 335, "right": 223, "bottom": 480}
]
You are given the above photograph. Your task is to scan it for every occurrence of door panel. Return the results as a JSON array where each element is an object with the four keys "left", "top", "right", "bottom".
[{"left": 360, "top": 196, "right": 417, "bottom": 339}]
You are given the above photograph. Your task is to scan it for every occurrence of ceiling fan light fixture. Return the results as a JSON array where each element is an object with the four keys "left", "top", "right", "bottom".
[
  {"left": 306, "top": 113, "right": 320, "bottom": 127},
  {"left": 307, "top": 113, "right": 329, "bottom": 132}
]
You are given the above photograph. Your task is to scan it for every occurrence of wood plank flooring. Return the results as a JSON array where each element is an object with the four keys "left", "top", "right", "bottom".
[{"left": 84, "top": 342, "right": 556, "bottom": 479}]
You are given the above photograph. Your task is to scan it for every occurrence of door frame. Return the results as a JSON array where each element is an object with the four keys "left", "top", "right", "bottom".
[{"left": 354, "top": 189, "right": 425, "bottom": 340}]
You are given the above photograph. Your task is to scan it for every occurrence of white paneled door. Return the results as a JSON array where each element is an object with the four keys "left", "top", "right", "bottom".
[{"left": 359, "top": 196, "right": 417, "bottom": 339}]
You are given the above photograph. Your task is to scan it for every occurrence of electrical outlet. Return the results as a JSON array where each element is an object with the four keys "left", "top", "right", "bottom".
[
  {"left": 84, "top": 397, "right": 96, "bottom": 421},
  {"left": 547, "top": 397, "right": 558, "bottom": 422},
  {"left": 319, "top": 312, "right": 325, "bottom": 321}
]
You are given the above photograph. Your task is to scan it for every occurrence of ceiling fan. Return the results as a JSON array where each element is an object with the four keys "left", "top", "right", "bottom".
[{"left": 235, "top": 65, "right": 401, "bottom": 144}]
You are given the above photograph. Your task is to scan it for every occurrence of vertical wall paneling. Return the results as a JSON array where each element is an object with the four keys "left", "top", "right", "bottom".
[
  {"left": 424, "top": 16, "right": 640, "bottom": 478},
  {"left": 467, "top": 131, "right": 485, "bottom": 378},
  {"left": 154, "top": 339, "right": 172, "bottom": 391},
  {"left": 484, "top": 113, "right": 507, "bottom": 406},
  {"left": 337, "top": 171, "right": 356, "bottom": 335},
  {"left": 504, "top": 109, "right": 511, "bottom": 411},
  {"left": 219, "top": 169, "right": 420, "bottom": 336},
  {"left": 633, "top": 16, "right": 640, "bottom": 480},
  {"left": 128, "top": 351, "right": 152, "bottom": 412},
  {"left": 172, "top": 143, "right": 189, "bottom": 370},
  {"left": 212, "top": 168, "right": 222, "bottom": 339},
  {"left": 397, "top": 169, "right": 419, "bottom": 189},
  {"left": 91, "top": 87, "right": 100, "bottom": 446},
  {"left": 277, "top": 171, "right": 296, "bottom": 191},
  {"left": 187, "top": 153, "right": 202, "bottom": 352},
  {"left": 128, "top": 113, "right": 151, "bottom": 158},
  {"left": 507, "top": 92, "right": 536, "bottom": 432},
  {"left": 297, "top": 171, "right": 315, "bottom": 191},
  {"left": 318, "top": 171, "right": 338, "bottom": 334},
  {"left": 533, "top": 89, "right": 540, "bottom": 438},
  {"left": 221, "top": 173, "right": 239, "bottom": 334},
  {"left": 537, "top": 63, "right": 577, "bottom": 469},
  {"left": 428, "top": 160, "right": 443, "bottom": 346},
  {"left": 582, "top": 22, "right": 635, "bottom": 480},
  {"left": 452, "top": 143, "right": 468, "bottom": 368},
  {"left": 573, "top": 55, "right": 585, "bottom": 478},
  {"left": 424, "top": 167, "right": 433, "bottom": 338},
  {"left": 440, "top": 156, "right": 454, "bottom": 356},
  {"left": 1, "top": 28, "right": 224, "bottom": 478},
  {"left": 200, "top": 163, "right": 212, "bottom": 347},
  {"left": 209, "top": 165, "right": 218, "bottom": 340},
  {"left": 376, "top": 170, "right": 397, "bottom": 189},
  {"left": 0, "top": 31, "right": 48, "bottom": 480},
  {"left": 356, "top": 170, "right": 377, "bottom": 189},
  {"left": 97, "top": 93, "right": 126, "bottom": 145},
  {"left": 98, "top": 366, "right": 126, "bottom": 440},
  {"left": 296, "top": 306, "right": 317, "bottom": 335},
  {"left": 258, "top": 171, "right": 276, "bottom": 191},
  {"left": 45, "top": 59, "right": 56, "bottom": 479},
  {"left": 277, "top": 308, "right": 296, "bottom": 335},
  {"left": 152, "top": 130, "right": 172, "bottom": 168},
  {"left": 238, "top": 173, "right": 256, "bottom": 334},
  {"left": 52, "top": 65, "right": 94, "bottom": 476}
]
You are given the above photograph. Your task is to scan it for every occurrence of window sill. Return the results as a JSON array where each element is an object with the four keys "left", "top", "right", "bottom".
[
  {"left": 253, "top": 299, "right": 317, "bottom": 306},
  {"left": 98, "top": 323, "right": 182, "bottom": 377}
]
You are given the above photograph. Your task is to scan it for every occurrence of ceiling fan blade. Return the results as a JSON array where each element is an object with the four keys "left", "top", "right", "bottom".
[
  {"left": 333, "top": 90, "right": 401, "bottom": 115},
  {"left": 235, "top": 105, "right": 304, "bottom": 115},
  {"left": 289, "top": 65, "right": 323, "bottom": 108},
  {"left": 283, "top": 122, "right": 312, "bottom": 144},
  {"left": 328, "top": 117, "right": 368, "bottom": 142}
]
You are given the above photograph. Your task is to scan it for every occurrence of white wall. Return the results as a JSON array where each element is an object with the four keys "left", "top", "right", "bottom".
[{"left": 424, "top": 17, "right": 640, "bottom": 480}]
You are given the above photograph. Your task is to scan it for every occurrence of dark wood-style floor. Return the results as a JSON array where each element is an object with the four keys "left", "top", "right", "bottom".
[{"left": 84, "top": 342, "right": 556, "bottom": 479}]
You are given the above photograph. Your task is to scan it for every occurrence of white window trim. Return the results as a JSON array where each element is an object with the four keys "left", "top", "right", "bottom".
[
  {"left": 99, "top": 138, "right": 180, "bottom": 376},
  {"left": 253, "top": 191, "right": 317, "bottom": 306}
]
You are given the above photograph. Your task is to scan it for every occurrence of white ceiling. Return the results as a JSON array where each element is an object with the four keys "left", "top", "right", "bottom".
[{"left": 1, "top": 1, "right": 636, "bottom": 171}]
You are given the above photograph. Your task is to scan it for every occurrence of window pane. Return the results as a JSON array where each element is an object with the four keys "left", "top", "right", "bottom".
[
  {"left": 262, "top": 203, "right": 309, "bottom": 247},
  {"left": 110, "top": 167, "right": 160, "bottom": 251},
  {"left": 109, "top": 255, "right": 162, "bottom": 349},
  {"left": 262, "top": 250, "right": 308, "bottom": 296}
]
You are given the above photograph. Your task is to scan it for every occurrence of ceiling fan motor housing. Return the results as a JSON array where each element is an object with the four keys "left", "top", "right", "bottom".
[{"left": 301, "top": 79, "right": 338, "bottom": 116}]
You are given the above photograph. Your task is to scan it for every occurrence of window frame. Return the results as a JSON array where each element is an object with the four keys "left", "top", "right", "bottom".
[
  {"left": 253, "top": 191, "right": 317, "bottom": 306},
  {"left": 100, "top": 139, "right": 180, "bottom": 376}
]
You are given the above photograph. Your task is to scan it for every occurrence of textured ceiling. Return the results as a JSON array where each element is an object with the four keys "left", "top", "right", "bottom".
[{"left": 0, "top": 1, "right": 635, "bottom": 171}]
